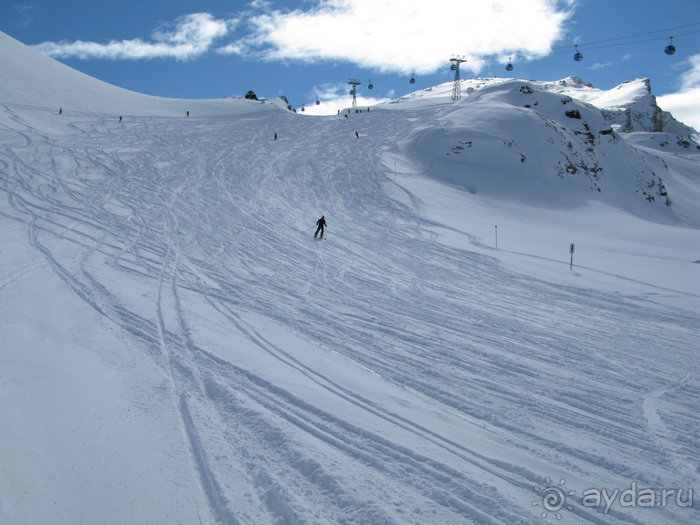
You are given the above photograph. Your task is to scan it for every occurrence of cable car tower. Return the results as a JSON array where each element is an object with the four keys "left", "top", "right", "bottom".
[
  {"left": 348, "top": 79, "right": 361, "bottom": 108},
  {"left": 449, "top": 56, "right": 467, "bottom": 102}
]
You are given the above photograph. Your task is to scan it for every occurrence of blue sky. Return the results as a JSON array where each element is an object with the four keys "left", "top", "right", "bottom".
[{"left": 2, "top": 0, "right": 699, "bottom": 122}]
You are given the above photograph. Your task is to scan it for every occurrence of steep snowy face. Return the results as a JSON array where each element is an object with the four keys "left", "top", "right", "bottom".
[
  {"left": 593, "top": 79, "right": 696, "bottom": 135},
  {"left": 536, "top": 77, "right": 695, "bottom": 135},
  {"left": 398, "top": 80, "right": 684, "bottom": 219}
]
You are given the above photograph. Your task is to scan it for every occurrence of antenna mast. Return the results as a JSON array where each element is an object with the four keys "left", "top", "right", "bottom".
[
  {"left": 348, "top": 79, "right": 361, "bottom": 108},
  {"left": 449, "top": 56, "right": 467, "bottom": 102}
]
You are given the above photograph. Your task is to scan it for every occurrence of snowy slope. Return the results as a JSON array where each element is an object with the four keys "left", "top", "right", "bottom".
[
  {"left": 0, "top": 31, "right": 290, "bottom": 124},
  {"left": 380, "top": 77, "right": 700, "bottom": 227},
  {"left": 1, "top": 30, "right": 698, "bottom": 524}
]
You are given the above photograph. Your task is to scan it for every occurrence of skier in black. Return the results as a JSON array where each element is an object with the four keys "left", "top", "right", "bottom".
[{"left": 314, "top": 215, "right": 327, "bottom": 238}]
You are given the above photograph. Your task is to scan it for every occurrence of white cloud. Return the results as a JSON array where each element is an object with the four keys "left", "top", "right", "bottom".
[
  {"left": 32, "top": 1, "right": 574, "bottom": 76},
  {"left": 31, "top": 1, "right": 575, "bottom": 77},
  {"left": 657, "top": 88, "right": 700, "bottom": 131},
  {"left": 34, "top": 13, "right": 234, "bottom": 60},
  {"left": 679, "top": 54, "right": 700, "bottom": 91},
  {"left": 657, "top": 54, "right": 700, "bottom": 131},
  {"left": 224, "top": 0, "right": 575, "bottom": 74},
  {"left": 217, "top": 42, "right": 246, "bottom": 55}
]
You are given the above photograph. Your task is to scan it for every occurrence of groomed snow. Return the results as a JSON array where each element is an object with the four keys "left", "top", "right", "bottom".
[{"left": 0, "top": 31, "right": 698, "bottom": 524}]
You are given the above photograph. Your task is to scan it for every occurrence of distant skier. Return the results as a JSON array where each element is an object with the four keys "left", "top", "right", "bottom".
[
  {"left": 59, "top": 107, "right": 62, "bottom": 114},
  {"left": 186, "top": 110, "right": 190, "bottom": 117},
  {"left": 355, "top": 131, "right": 359, "bottom": 138},
  {"left": 119, "top": 115, "right": 122, "bottom": 122},
  {"left": 314, "top": 215, "right": 327, "bottom": 238},
  {"left": 274, "top": 132, "right": 277, "bottom": 140}
]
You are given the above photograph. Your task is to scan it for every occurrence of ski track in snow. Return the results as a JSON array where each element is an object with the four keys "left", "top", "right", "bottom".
[{"left": 0, "top": 104, "right": 697, "bottom": 524}]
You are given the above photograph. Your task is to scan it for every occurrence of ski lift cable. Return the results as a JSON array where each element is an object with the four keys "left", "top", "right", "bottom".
[
  {"left": 550, "top": 28, "right": 700, "bottom": 54},
  {"left": 578, "top": 30, "right": 700, "bottom": 51},
  {"left": 550, "top": 22, "right": 700, "bottom": 52}
]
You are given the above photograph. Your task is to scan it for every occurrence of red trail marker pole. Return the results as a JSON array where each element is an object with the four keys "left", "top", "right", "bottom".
[{"left": 495, "top": 225, "right": 498, "bottom": 249}]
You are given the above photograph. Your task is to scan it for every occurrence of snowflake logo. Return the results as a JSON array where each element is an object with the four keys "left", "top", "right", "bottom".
[{"left": 532, "top": 477, "right": 575, "bottom": 520}]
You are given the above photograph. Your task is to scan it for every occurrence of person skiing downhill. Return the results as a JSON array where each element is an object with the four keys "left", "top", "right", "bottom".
[{"left": 314, "top": 215, "right": 327, "bottom": 238}]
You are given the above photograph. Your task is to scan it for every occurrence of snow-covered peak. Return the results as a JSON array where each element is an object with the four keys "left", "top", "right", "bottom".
[
  {"left": 585, "top": 78, "right": 652, "bottom": 109},
  {"left": 380, "top": 74, "right": 695, "bottom": 136}
]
